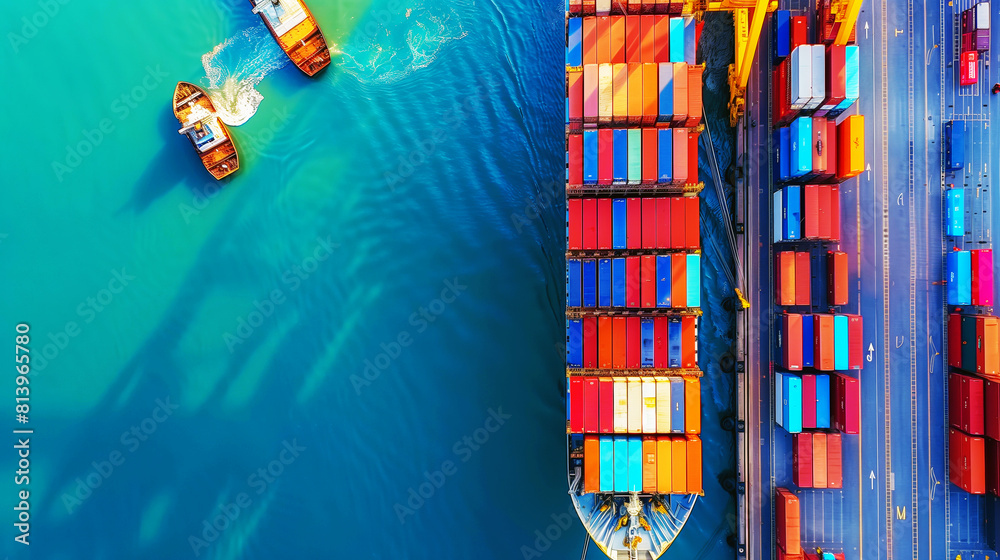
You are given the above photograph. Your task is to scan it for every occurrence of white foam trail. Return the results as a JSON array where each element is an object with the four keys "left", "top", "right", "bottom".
[{"left": 201, "top": 25, "right": 290, "bottom": 126}]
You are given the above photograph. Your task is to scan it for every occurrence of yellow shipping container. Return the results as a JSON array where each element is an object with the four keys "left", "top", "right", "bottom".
[
  {"left": 642, "top": 380, "right": 657, "bottom": 433},
  {"left": 656, "top": 378, "right": 672, "bottom": 433},
  {"left": 627, "top": 377, "right": 642, "bottom": 433},
  {"left": 613, "top": 63, "right": 629, "bottom": 122},
  {"left": 837, "top": 114, "right": 865, "bottom": 179},
  {"left": 613, "top": 380, "right": 628, "bottom": 433},
  {"left": 598, "top": 64, "right": 613, "bottom": 123}
]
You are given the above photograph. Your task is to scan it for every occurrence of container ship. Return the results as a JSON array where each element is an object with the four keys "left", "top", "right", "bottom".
[{"left": 563, "top": 3, "right": 708, "bottom": 558}]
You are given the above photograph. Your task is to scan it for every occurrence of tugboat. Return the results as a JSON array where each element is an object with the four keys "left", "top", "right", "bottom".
[
  {"left": 172, "top": 82, "right": 239, "bottom": 180},
  {"left": 251, "top": 0, "right": 331, "bottom": 76}
]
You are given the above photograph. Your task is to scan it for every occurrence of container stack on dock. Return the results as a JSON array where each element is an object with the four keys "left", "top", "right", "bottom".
[
  {"left": 565, "top": 3, "right": 708, "bottom": 553},
  {"left": 958, "top": 1, "right": 990, "bottom": 85},
  {"left": 769, "top": 8, "right": 865, "bottom": 558}
]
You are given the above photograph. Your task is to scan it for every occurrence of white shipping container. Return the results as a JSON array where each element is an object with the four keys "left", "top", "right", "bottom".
[
  {"left": 976, "top": 2, "right": 990, "bottom": 30},
  {"left": 596, "top": 0, "right": 611, "bottom": 15},
  {"left": 627, "top": 378, "right": 642, "bottom": 433},
  {"left": 642, "top": 380, "right": 657, "bottom": 433},
  {"left": 614, "top": 380, "right": 628, "bottom": 433},
  {"left": 774, "top": 190, "right": 784, "bottom": 243},
  {"left": 656, "top": 378, "right": 672, "bottom": 433},
  {"left": 789, "top": 46, "right": 811, "bottom": 110},
  {"left": 806, "top": 45, "right": 826, "bottom": 110},
  {"left": 598, "top": 64, "right": 613, "bottom": 121},
  {"left": 776, "top": 372, "right": 786, "bottom": 428}
]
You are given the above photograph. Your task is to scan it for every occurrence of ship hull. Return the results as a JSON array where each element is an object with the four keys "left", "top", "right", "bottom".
[{"left": 251, "top": 0, "right": 331, "bottom": 76}]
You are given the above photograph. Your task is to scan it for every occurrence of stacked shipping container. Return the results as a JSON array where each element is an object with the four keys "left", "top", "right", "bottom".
[
  {"left": 567, "top": 129, "right": 702, "bottom": 186},
  {"left": 566, "top": 315, "right": 698, "bottom": 369},
  {"left": 566, "top": 196, "right": 700, "bottom": 249},
  {"left": 581, "top": 434, "right": 703, "bottom": 495},
  {"left": 568, "top": 376, "right": 701, "bottom": 434},
  {"left": 566, "top": 254, "right": 702, "bottom": 309}
]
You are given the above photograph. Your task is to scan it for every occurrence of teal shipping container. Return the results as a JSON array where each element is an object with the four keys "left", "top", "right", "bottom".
[
  {"left": 628, "top": 129, "right": 642, "bottom": 184},
  {"left": 948, "top": 250, "right": 972, "bottom": 305},
  {"left": 834, "top": 314, "right": 848, "bottom": 370},
  {"left": 669, "top": 18, "right": 684, "bottom": 62},
  {"left": 600, "top": 436, "right": 614, "bottom": 492},
  {"left": 627, "top": 437, "right": 642, "bottom": 492},
  {"left": 687, "top": 254, "right": 701, "bottom": 307},
  {"left": 946, "top": 188, "right": 965, "bottom": 237},
  {"left": 613, "top": 436, "right": 629, "bottom": 492}
]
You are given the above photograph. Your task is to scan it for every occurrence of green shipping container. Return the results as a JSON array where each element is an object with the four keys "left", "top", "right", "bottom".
[{"left": 628, "top": 129, "right": 642, "bottom": 185}]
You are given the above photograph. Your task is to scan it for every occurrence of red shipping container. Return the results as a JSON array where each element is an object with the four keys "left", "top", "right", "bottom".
[
  {"left": 802, "top": 185, "right": 819, "bottom": 238},
  {"left": 654, "top": 16, "right": 670, "bottom": 62},
  {"left": 830, "top": 185, "right": 841, "bottom": 241},
  {"left": 801, "top": 375, "right": 817, "bottom": 429},
  {"left": 986, "top": 437, "right": 1000, "bottom": 496},
  {"left": 582, "top": 198, "right": 598, "bottom": 250},
  {"left": 971, "top": 249, "right": 994, "bottom": 306},
  {"left": 627, "top": 197, "right": 641, "bottom": 249},
  {"left": 836, "top": 373, "right": 860, "bottom": 434},
  {"left": 656, "top": 197, "right": 672, "bottom": 249},
  {"left": 672, "top": 253, "right": 687, "bottom": 308},
  {"left": 773, "top": 66, "right": 784, "bottom": 125},
  {"left": 583, "top": 18, "right": 597, "bottom": 65},
  {"left": 776, "top": 251, "right": 796, "bottom": 306},
  {"left": 949, "top": 313, "right": 963, "bottom": 369},
  {"left": 949, "top": 372, "right": 963, "bottom": 431},
  {"left": 641, "top": 255, "right": 656, "bottom": 308},
  {"left": 949, "top": 429, "right": 964, "bottom": 490},
  {"left": 642, "top": 198, "right": 656, "bottom": 249},
  {"left": 978, "top": 316, "right": 1000, "bottom": 376},
  {"left": 986, "top": 379, "right": 1000, "bottom": 441},
  {"left": 950, "top": 429, "right": 986, "bottom": 494},
  {"left": 682, "top": 316, "right": 696, "bottom": 368},
  {"left": 642, "top": 129, "right": 658, "bottom": 183},
  {"left": 671, "top": 196, "right": 686, "bottom": 249},
  {"left": 963, "top": 32, "right": 975, "bottom": 54},
  {"left": 568, "top": 133, "right": 583, "bottom": 185},
  {"left": 625, "top": 16, "right": 641, "bottom": 62},
  {"left": 583, "top": 317, "right": 598, "bottom": 368},
  {"left": 654, "top": 317, "right": 669, "bottom": 368},
  {"left": 599, "top": 316, "right": 613, "bottom": 368},
  {"left": 627, "top": 316, "right": 641, "bottom": 368},
  {"left": 790, "top": 16, "right": 808, "bottom": 51},
  {"left": 685, "top": 195, "right": 700, "bottom": 249},
  {"left": 775, "top": 488, "right": 801, "bottom": 555},
  {"left": 598, "top": 128, "right": 614, "bottom": 184},
  {"left": 613, "top": 317, "right": 627, "bottom": 368},
  {"left": 570, "top": 376, "right": 584, "bottom": 432},
  {"left": 815, "top": 314, "right": 835, "bottom": 371},
  {"left": 847, "top": 314, "right": 863, "bottom": 370},
  {"left": 827, "top": 432, "right": 843, "bottom": 488},
  {"left": 570, "top": 0, "right": 582, "bottom": 14},
  {"left": 673, "top": 127, "right": 688, "bottom": 183},
  {"left": 812, "top": 117, "right": 827, "bottom": 176},
  {"left": 813, "top": 432, "right": 828, "bottom": 488},
  {"left": 782, "top": 313, "right": 803, "bottom": 371},
  {"left": 828, "top": 250, "right": 848, "bottom": 306},
  {"left": 961, "top": 51, "right": 978, "bottom": 86},
  {"left": 817, "top": 185, "right": 831, "bottom": 239},
  {"left": 688, "top": 129, "right": 699, "bottom": 183},
  {"left": 568, "top": 199, "right": 583, "bottom": 250},
  {"left": 964, "top": 373, "right": 985, "bottom": 435},
  {"left": 597, "top": 198, "right": 613, "bottom": 249},
  {"left": 626, "top": 256, "right": 641, "bottom": 307},
  {"left": 687, "top": 67, "right": 704, "bottom": 127},
  {"left": 793, "top": 433, "right": 813, "bottom": 487},
  {"left": 610, "top": 17, "right": 626, "bottom": 63},
  {"left": 640, "top": 15, "right": 655, "bottom": 62},
  {"left": 583, "top": 377, "right": 600, "bottom": 433},
  {"left": 568, "top": 71, "right": 583, "bottom": 130},
  {"left": 596, "top": 17, "right": 610, "bottom": 63},
  {"left": 795, "top": 251, "right": 810, "bottom": 306},
  {"left": 825, "top": 45, "right": 846, "bottom": 110}
]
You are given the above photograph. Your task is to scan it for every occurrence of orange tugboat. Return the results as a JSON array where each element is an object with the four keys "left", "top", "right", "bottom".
[
  {"left": 172, "top": 82, "right": 239, "bottom": 180},
  {"left": 251, "top": 0, "right": 330, "bottom": 76}
]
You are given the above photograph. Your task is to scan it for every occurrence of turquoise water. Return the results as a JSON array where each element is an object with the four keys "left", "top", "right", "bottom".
[{"left": 2, "top": 1, "right": 735, "bottom": 558}]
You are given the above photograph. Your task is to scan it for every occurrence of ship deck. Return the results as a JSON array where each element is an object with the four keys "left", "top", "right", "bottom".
[{"left": 738, "top": 0, "right": 1000, "bottom": 558}]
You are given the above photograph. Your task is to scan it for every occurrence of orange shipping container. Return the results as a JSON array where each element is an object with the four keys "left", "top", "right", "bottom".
[
  {"left": 613, "top": 316, "right": 627, "bottom": 368},
  {"left": 656, "top": 436, "right": 673, "bottom": 493},
  {"left": 671, "top": 252, "right": 687, "bottom": 308},
  {"left": 672, "top": 62, "right": 688, "bottom": 123},
  {"left": 687, "top": 130, "right": 698, "bottom": 185},
  {"left": 673, "top": 127, "right": 688, "bottom": 184},
  {"left": 583, "top": 18, "right": 597, "bottom": 65},
  {"left": 598, "top": 316, "right": 613, "bottom": 368},
  {"left": 596, "top": 17, "right": 610, "bottom": 63},
  {"left": 837, "top": 114, "right": 865, "bottom": 179},
  {"left": 584, "top": 436, "right": 601, "bottom": 493},
  {"left": 640, "top": 15, "right": 656, "bottom": 61},
  {"left": 671, "top": 436, "right": 687, "bottom": 493},
  {"left": 776, "top": 251, "right": 795, "bottom": 305},
  {"left": 685, "top": 434, "right": 703, "bottom": 494},
  {"left": 653, "top": 15, "right": 670, "bottom": 62},
  {"left": 775, "top": 489, "right": 801, "bottom": 555},
  {"left": 613, "top": 63, "right": 629, "bottom": 122},
  {"left": 812, "top": 432, "right": 828, "bottom": 488},
  {"left": 625, "top": 16, "right": 641, "bottom": 62},
  {"left": 642, "top": 437, "right": 658, "bottom": 492},
  {"left": 686, "top": 65, "right": 703, "bottom": 127},
  {"left": 827, "top": 432, "right": 843, "bottom": 488},
  {"left": 610, "top": 16, "right": 626, "bottom": 63},
  {"left": 795, "top": 251, "right": 811, "bottom": 306},
  {"left": 628, "top": 63, "right": 643, "bottom": 123},
  {"left": 977, "top": 316, "right": 999, "bottom": 376},
  {"left": 684, "top": 377, "right": 701, "bottom": 433},
  {"left": 642, "top": 63, "right": 659, "bottom": 125}
]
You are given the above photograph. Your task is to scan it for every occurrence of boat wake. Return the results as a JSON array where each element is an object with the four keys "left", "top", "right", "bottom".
[
  {"left": 336, "top": 4, "right": 468, "bottom": 86},
  {"left": 201, "top": 25, "right": 290, "bottom": 126}
]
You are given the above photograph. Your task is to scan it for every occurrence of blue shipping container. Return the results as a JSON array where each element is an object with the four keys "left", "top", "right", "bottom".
[
  {"left": 946, "top": 121, "right": 965, "bottom": 171},
  {"left": 815, "top": 374, "right": 831, "bottom": 428},
  {"left": 802, "top": 314, "right": 814, "bottom": 368},
  {"left": 598, "top": 258, "right": 612, "bottom": 307},
  {"left": 668, "top": 320, "right": 682, "bottom": 368},
  {"left": 582, "top": 259, "right": 597, "bottom": 308},
  {"left": 790, "top": 117, "right": 812, "bottom": 177},
  {"left": 599, "top": 436, "right": 614, "bottom": 492},
  {"left": 834, "top": 314, "right": 848, "bottom": 370},
  {"left": 658, "top": 63, "right": 674, "bottom": 122},
  {"left": 783, "top": 185, "right": 801, "bottom": 240},
  {"left": 948, "top": 250, "right": 972, "bottom": 305},
  {"left": 614, "top": 129, "right": 628, "bottom": 183},
  {"left": 628, "top": 437, "right": 642, "bottom": 492},
  {"left": 774, "top": 10, "right": 791, "bottom": 58},
  {"left": 567, "top": 18, "right": 582, "bottom": 67},
  {"left": 568, "top": 259, "right": 581, "bottom": 307},
  {"left": 567, "top": 319, "right": 583, "bottom": 367},
  {"left": 669, "top": 18, "right": 685, "bottom": 62},
  {"left": 670, "top": 378, "right": 685, "bottom": 432},
  {"left": 613, "top": 198, "right": 627, "bottom": 249},
  {"left": 613, "top": 437, "right": 629, "bottom": 492},
  {"left": 683, "top": 17, "right": 696, "bottom": 64},
  {"left": 779, "top": 127, "right": 791, "bottom": 182},
  {"left": 656, "top": 255, "right": 672, "bottom": 307},
  {"left": 613, "top": 258, "right": 627, "bottom": 307},
  {"left": 686, "top": 254, "right": 701, "bottom": 307},
  {"left": 658, "top": 129, "right": 673, "bottom": 183},
  {"left": 946, "top": 188, "right": 965, "bottom": 236},
  {"left": 584, "top": 130, "right": 598, "bottom": 184},
  {"left": 641, "top": 318, "right": 655, "bottom": 367}
]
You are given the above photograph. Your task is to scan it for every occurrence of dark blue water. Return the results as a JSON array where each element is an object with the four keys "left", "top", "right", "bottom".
[{"left": 1, "top": 1, "right": 735, "bottom": 558}]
